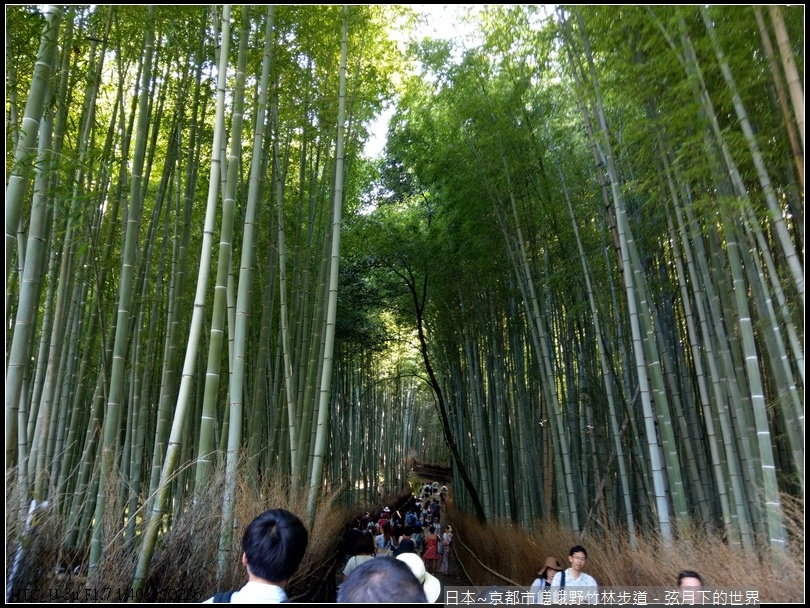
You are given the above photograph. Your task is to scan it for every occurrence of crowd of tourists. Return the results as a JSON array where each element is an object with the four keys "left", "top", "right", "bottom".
[
  {"left": 339, "top": 482, "right": 452, "bottom": 577},
  {"left": 202, "top": 506, "right": 706, "bottom": 604},
  {"left": 331, "top": 482, "right": 453, "bottom": 602},
  {"left": 201, "top": 498, "right": 451, "bottom": 604}
]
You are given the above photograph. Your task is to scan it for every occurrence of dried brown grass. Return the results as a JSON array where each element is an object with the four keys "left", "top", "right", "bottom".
[
  {"left": 6, "top": 460, "right": 353, "bottom": 603},
  {"left": 445, "top": 496, "right": 804, "bottom": 604},
  {"left": 7, "top": 464, "right": 804, "bottom": 604}
]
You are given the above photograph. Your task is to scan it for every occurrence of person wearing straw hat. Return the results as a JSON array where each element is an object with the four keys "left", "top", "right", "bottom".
[
  {"left": 533, "top": 556, "right": 563, "bottom": 587},
  {"left": 396, "top": 553, "right": 442, "bottom": 603},
  {"left": 530, "top": 556, "right": 563, "bottom": 602}
]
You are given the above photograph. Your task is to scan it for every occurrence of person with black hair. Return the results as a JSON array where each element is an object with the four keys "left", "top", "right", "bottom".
[
  {"left": 550, "top": 545, "right": 598, "bottom": 604},
  {"left": 395, "top": 526, "right": 416, "bottom": 555},
  {"left": 422, "top": 525, "right": 440, "bottom": 574},
  {"left": 204, "top": 508, "right": 309, "bottom": 603},
  {"left": 340, "top": 533, "right": 376, "bottom": 582},
  {"left": 342, "top": 519, "right": 364, "bottom": 559},
  {"left": 677, "top": 570, "right": 703, "bottom": 588},
  {"left": 337, "top": 557, "right": 428, "bottom": 603},
  {"left": 677, "top": 570, "right": 704, "bottom": 603}
]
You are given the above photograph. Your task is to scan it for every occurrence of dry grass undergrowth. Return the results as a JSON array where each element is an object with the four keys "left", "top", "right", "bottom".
[
  {"left": 446, "top": 496, "right": 804, "bottom": 603},
  {"left": 7, "top": 466, "right": 804, "bottom": 604},
  {"left": 6, "top": 463, "right": 353, "bottom": 603}
]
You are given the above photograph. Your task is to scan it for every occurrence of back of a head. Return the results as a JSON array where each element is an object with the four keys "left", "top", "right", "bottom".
[
  {"left": 338, "top": 557, "right": 428, "bottom": 603},
  {"left": 354, "top": 532, "right": 375, "bottom": 556},
  {"left": 243, "top": 509, "right": 309, "bottom": 583}
]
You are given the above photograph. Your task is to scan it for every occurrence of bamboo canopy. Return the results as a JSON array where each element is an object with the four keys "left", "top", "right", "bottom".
[{"left": 5, "top": 5, "right": 803, "bottom": 593}]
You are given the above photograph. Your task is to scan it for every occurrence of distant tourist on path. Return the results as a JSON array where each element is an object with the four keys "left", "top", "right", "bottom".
[
  {"left": 429, "top": 498, "right": 441, "bottom": 524},
  {"left": 378, "top": 506, "right": 391, "bottom": 530},
  {"left": 341, "top": 519, "right": 363, "bottom": 559},
  {"left": 422, "top": 525, "right": 440, "bottom": 574},
  {"left": 395, "top": 526, "right": 417, "bottom": 556},
  {"left": 375, "top": 522, "right": 395, "bottom": 557},
  {"left": 438, "top": 525, "right": 453, "bottom": 575},
  {"left": 203, "top": 508, "right": 308, "bottom": 603},
  {"left": 413, "top": 523, "right": 425, "bottom": 555}
]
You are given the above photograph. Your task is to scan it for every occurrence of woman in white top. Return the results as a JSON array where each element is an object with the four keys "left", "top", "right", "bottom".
[
  {"left": 530, "top": 556, "right": 563, "bottom": 601},
  {"left": 342, "top": 533, "right": 376, "bottom": 579}
]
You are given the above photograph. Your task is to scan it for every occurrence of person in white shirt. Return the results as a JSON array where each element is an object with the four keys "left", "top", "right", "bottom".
[
  {"left": 550, "top": 545, "right": 598, "bottom": 604},
  {"left": 341, "top": 533, "right": 376, "bottom": 580},
  {"left": 204, "top": 508, "right": 308, "bottom": 603}
]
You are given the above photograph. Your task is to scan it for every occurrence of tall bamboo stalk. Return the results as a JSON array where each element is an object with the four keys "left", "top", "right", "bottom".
[
  {"left": 89, "top": 6, "right": 156, "bottom": 572},
  {"left": 132, "top": 5, "right": 231, "bottom": 592},
  {"left": 5, "top": 6, "right": 62, "bottom": 291},
  {"left": 307, "top": 6, "right": 350, "bottom": 524}
]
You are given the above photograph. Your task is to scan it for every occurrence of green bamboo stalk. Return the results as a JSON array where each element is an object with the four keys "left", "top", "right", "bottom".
[
  {"left": 722, "top": 216, "right": 787, "bottom": 551},
  {"left": 6, "top": 5, "right": 64, "bottom": 470},
  {"left": 8, "top": 93, "right": 55, "bottom": 499},
  {"left": 89, "top": 6, "right": 156, "bottom": 572},
  {"left": 241, "top": 6, "right": 275, "bottom": 490},
  {"left": 195, "top": 9, "right": 248, "bottom": 496},
  {"left": 681, "top": 197, "right": 753, "bottom": 550},
  {"left": 554, "top": 145, "right": 638, "bottom": 549},
  {"left": 462, "top": 320, "right": 494, "bottom": 519},
  {"left": 132, "top": 5, "right": 230, "bottom": 592},
  {"left": 215, "top": 9, "right": 255, "bottom": 578},
  {"left": 307, "top": 6, "right": 349, "bottom": 512},
  {"left": 739, "top": 227, "right": 803, "bottom": 483},
  {"left": 753, "top": 8, "right": 804, "bottom": 190},
  {"left": 5, "top": 5, "right": 62, "bottom": 288},
  {"left": 146, "top": 17, "right": 206, "bottom": 511},
  {"left": 274, "top": 110, "right": 300, "bottom": 481},
  {"left": 701, "top": 7, "right": 803, "bottom": 315},
  {"left": 768, "top": 6, "right": 804, "bottom": 155},
  {"left": 564, "top": 7, "right": 672, "bottom": 544}
]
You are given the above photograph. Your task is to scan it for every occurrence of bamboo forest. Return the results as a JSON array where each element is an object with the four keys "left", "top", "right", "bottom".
[{"left": 5, "top": 4, "right": 804, "bottom": 603}]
